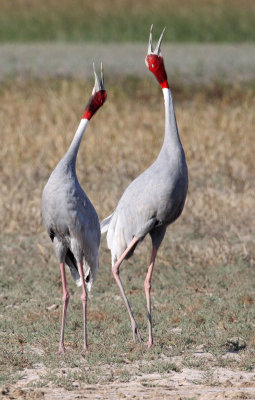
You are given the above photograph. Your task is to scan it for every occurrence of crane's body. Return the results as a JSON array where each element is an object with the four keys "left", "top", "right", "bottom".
[
  {"left": 103, "top": 88, "right": 187, "bottom": 263},
  {"left": 101, "top": 26, "right": 188, "bottom": 347},
  {"left": 42, "top": 65, "right": 107, "bottom": 353},
  {"left": 42, "top": 119, "right": 100, "bottom": 289}
]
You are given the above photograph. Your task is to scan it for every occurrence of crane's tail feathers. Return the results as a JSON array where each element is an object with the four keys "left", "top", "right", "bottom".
[
  {"left": 101, "top": 213, "right": 114, "bottom": 234},
  {"left": 84, "top": 266, "right": 92, "bottom": 292},
  {"left": 65, "top": 249, "right": 99, "bottom": 291},
  {"left": 83, "top": 252, "right": 99, "bottom": 292},
  {"left": 65, "top": 249, "right": 81, "bottom": 286},
  {"left": 72, "top": 266, "right": 95, "bottom": 291}
]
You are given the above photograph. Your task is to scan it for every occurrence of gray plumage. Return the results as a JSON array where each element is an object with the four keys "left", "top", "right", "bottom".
[
  {"left": 42, "top": 119, "right": 100, "bottom": 291},
  {"left": 41, "top": 64, "right": 106, "bottom": 353},
  {"left": 101, "top": 25, "right": 188, "bottom": 347},
  {"left": 101, "top": 88, "right": 188, "bottom": 263}
]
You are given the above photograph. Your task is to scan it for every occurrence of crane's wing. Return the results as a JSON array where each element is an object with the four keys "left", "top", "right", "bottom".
[
  {"left": 104, "top": 198, "right": 158, "bottom": 264},
  {"left": 101, "top": 213, "right": 114, "bottom": 234},
  {"left": 69, "top": 188, "right": 100, "bottom": 290},
  {"left": 65, "top": 249, "right": 81, "bottom": 286}
]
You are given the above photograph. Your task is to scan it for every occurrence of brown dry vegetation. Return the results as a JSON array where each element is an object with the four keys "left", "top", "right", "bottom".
[
  {"left": 1, "top": 78, "right": 255, "bottom": 398},
  {"left": 1, "top": 79, "right": 255, "bottom": 239}
]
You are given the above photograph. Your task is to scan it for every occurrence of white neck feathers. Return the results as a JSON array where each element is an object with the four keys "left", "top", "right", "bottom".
[
  {"left": 64, "top": 118, "right": 89, "bottom": 165},
  {"left": 162, "top": 88, "right": 181, "bottom": 150}
]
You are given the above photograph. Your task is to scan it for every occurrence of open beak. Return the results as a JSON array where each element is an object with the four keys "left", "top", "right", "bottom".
[
  {"left": 147, "top": 25, "right": 166, "bottom": 56},
  {"left": 92, "top": 62, "right": 105, "bottom": 95},
  {"left": 100, "top": 62, "right": 105, "bottom": 90}
]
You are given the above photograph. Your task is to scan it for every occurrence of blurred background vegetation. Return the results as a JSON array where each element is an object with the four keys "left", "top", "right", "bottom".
[{"left": 0, "top": 0, "right": 255, "bottom": 42}]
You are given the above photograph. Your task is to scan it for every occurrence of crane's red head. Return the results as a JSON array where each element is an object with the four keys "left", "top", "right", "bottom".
[
  {"left": 145, "top": 25, "right": 169, "bottom": 89},
  {"left": 83, "top": 63, "right": 107, "bottom": 120}
]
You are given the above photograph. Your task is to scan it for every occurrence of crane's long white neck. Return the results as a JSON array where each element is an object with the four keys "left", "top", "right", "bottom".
[
  {"left": 63, "top": 118, "right": 89, "bottom": 167},
  {"left": 161, "top": 88, "right": 182, "bottom": 152}
]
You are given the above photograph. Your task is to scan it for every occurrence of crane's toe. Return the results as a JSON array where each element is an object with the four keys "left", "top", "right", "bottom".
[
  {"left": 81, "top": 347, "right": 89, "bottom": 355},
  {"left": 56, "top": 345, "right": 66, "bottom": 355}
]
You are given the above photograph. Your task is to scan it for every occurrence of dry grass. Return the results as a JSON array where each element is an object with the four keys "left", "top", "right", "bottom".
[
  {"left": 1, "top": 77, "right": 255, "bottom": 392},
  {"left": 1, "top": 79, "right": 254, "bottom": 237}
]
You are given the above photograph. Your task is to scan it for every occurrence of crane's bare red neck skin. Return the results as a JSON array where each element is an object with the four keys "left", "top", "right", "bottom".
[
  {"left": 83, "top": 90, "right": 107, "bottom": 120},
  {"left": 146, "top": 54, "right": 169, "bottom": 89}
]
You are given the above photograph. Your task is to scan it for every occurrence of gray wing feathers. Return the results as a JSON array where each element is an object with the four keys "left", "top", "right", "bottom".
[
  {"left": 69, "top": 208, "right": 100, "bottom": 291},
  {"left": 83, "top": 251, "right": 99, "bottom": 292},
  {"left": 101, "top": 154, "right": 187, "bottom": 265},
  {"left": 103, "top": 205, "right": 157, "bottom": 264},
  {"left": 101, "top": 213, "right": 114, "bottom": 233},
  {"left": 42, "top": 172, "right": 100, "bottom": 291},
  {"left": 65, "top": 250, "right": 81, "bottom": 286}
]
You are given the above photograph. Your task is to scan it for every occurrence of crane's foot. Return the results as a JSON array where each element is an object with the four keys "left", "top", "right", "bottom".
[
  {"left": 147, "top": 341, "right": 153, "bottom": 348},
  {"left": 81, "top": 347, "right": 89, "bottom": 355},
  {"left": 56, "top": 345, "right": 66, "bottom": 354}
]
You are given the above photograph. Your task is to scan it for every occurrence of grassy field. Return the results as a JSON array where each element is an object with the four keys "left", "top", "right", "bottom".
[
  {"left": 0, "top": 77, "right": 255, "bottom": 396},
  {"left": 0, "top": 0, "right": 255, "bottom": 42}
]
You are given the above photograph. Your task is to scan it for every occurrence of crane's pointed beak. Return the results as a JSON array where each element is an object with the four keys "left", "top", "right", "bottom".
[
  {"left": 92, "top": 62, "right": 100, "bottom": 94},
  {"left": 154, "top": 26, "right": 166, "bottom": 55},
  {"left": 100, "top": 62, "right": 105, "bottom": 90},
  {"left": 147, "top": 24, "right": 153, "bottom": 54}
]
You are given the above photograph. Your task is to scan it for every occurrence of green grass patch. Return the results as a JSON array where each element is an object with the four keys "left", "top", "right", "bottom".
[
  {"left": 1, "top": 232, "right": 255, "bottom": 387},
  {"left": 0, "top": 0, "right": 255, "bottom": 42}
]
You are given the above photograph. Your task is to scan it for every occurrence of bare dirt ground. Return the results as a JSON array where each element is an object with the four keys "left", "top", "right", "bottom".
[
  {"left": 1, "top": 43, "right": 255, "bottom": 84},
  {"left": 3, "top": 354, "right": 255, "bottom": 399}
]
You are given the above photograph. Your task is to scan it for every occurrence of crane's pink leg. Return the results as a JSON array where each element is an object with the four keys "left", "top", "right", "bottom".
[
  {"left": 78, "top": 262, "right": 88, "bottom": 352},
  {"left": 112, "top": 237, "right": 142, "bottom": 343},
  {"left": 58, "top": 262, "right": 70, "bottom": 354},
  {"left": 144, "top": 247, "right": 157, "bottom": 348}
]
